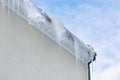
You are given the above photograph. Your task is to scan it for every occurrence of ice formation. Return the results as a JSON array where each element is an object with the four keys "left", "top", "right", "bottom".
[{"left": 0, "top": 0, "right": 96, "bottom": 64}]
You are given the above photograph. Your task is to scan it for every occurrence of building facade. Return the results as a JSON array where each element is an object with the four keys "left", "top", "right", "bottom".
[{"left": 0, "top": 1, "right": 96, "bottom": 80}]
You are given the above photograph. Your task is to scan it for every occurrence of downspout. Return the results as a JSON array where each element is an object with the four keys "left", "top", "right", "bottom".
[
  {"left": 88, "top": 52, "right": 96, "bottom": 80},
  {"left": 88, "top": 61, "right": 91, "bottom": 80}
]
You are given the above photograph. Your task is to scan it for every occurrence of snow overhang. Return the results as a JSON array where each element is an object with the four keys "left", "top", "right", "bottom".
[{"left": 0, "top": 0, "right": 96, "bottom": 64}]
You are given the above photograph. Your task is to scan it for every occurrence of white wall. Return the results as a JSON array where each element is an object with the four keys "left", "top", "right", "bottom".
[{"left": 0, "top": 5, "right": 88, "bottom": 80}]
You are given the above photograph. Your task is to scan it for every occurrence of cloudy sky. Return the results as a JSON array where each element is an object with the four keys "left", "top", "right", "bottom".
[{"left": 33, "top": 0, "right": 120, "bottom": 80}]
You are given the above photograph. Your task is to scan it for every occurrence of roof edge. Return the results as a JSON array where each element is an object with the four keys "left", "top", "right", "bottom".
[{"left": 0, "top": 0, "right": 96, "bottom": 63}]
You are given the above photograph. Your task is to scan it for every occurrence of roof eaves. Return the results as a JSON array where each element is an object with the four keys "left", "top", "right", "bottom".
[{"left": 0, "top": 0, "right": 96, "bottom": 64}]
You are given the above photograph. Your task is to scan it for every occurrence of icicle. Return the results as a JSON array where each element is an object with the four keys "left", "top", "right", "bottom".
[
  {"left": 75, "top": 51, "right": 79, "bottom": 80},
  {"left": 94, "top": 58, "right": 96, "bottom": 71},
  {"left": 58, "top": 40, "right": 62, "bottom": 52},
  {"left": 12, "top": 0, "right": 15, "bottom": 9},
  {"left": 17, "top": 0, "right": 19, "bottom": 15},
  {"left": 74, "top": 38, "right": 80, "bottom": 60},
  {"left": 91, "top": 62, "right": 95, "bottom": 80},
  {"left": 7, "top": 0, "right": 10, "bottom": 17},
  {"left": 74, "top": 38, "right": 80, "bottom": 80},
  {"left": 92, "top": 61, "right": 96, "bottom": 80},
  {"left": 75, "top": 59, "right": 79, "bottom": 80},
  {"left": 40, "top": 24, "right": 45, "bottom": 44},
  {"left": 28, "top": 17, "right": 32, "bottom": 24}
]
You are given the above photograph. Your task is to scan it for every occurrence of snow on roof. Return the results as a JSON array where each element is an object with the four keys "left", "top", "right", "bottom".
[{"left": 0, "top": 0, "right": 96, "bottom": 64}]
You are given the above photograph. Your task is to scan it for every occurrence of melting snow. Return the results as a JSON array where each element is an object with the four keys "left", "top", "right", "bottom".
[{"left": 0, "top": 0, "right": 96, "bottom": 63}]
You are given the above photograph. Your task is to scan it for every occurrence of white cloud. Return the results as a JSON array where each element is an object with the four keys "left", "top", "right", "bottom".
[{"left": 94, "top": 63, "right": 120, "bottom": 80}]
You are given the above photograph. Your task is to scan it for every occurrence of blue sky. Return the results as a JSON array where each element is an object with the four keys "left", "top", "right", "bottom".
[{"left": 33, "top": 0, "right": 120, "bottom": 80}]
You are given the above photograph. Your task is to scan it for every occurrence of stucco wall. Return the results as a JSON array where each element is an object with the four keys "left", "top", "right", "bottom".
[{"left": 0, "top": 5, "right": 88, "bottom": 80}]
